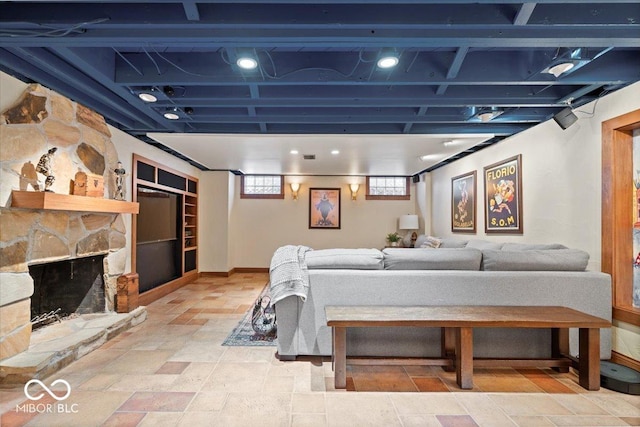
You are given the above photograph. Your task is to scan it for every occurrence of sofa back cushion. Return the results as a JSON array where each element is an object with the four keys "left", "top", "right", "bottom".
[
  {"left": 382, "top": 248, "right": 482, "bottom": 270},
  {"left": 466, "top": 239, "right": 504, "bottom": 250},
  {"left": 306, "top": 248, "right": 384, "bottom": 270},
  {"left": 481, "top": 249, "right": 590, "bottom": 271},
  {"left": 501, "top": 242, "right": 568, "bottom": 251}
]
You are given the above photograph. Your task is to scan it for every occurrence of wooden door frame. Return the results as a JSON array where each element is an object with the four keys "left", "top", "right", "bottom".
[{"left": 602, "top": 108, "right": 640, "bottom": 327}]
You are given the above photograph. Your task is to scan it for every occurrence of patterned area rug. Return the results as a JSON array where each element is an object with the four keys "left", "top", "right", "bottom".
[{"left": 222, "top": 283, "right": 277, "bottom": 346}]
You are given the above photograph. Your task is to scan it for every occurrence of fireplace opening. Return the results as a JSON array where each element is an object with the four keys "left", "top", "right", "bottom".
[{"left": 28, "top": 255, "right": 106, "bottom": 329}]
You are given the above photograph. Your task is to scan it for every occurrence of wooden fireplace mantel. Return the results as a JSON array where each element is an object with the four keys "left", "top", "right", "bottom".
[{"left": 10, "top": 191, "right": 139, "bottom": 214}]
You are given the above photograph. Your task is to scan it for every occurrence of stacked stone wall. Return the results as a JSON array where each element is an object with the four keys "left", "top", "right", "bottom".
[{"left": 0, "top": 84, "right": 127, "bottom": 360}]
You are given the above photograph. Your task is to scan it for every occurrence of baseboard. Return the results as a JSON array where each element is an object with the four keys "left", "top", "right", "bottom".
[
  {"left": 611, "top": 350, "right": 640, "bottom": 372},
  {"left": 138, "top": 271, "right": 198, "bottom": 306},
  {"left": 199, "top": 271, "right": 232, "bottom": 277},
  {"left": 234, "top": 267, "right": 269, "bottom": 273},
  {"left": 199, "top": 267, "right": 269, "bottom": 277}
]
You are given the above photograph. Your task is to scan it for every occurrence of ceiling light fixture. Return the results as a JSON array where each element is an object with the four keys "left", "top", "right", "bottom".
[
  {"left": 542, "top": 48, "right": 591, "bottom": 78},
  {"left": 163, "top": 108, "right": 180, "bottom": 120},
  {"left": 471, "top": 106, "right": 504, "bottom": 122},
  {"left": 237, "top": 57, "right": 258, "bottom": 70},
  {"left": 331, "top": 150, "right": 340, "bottom": 155},
  {"left": 290, "top": 150, "right": 299, "bottom": 155},
  {"left": 138, "top": 91, "right": 158, "bottom": 103},
  {"left": 377, "top": 55, "right": 399, "bottom": 69},
  {"left": 546, "top": 62, "right": 576, "bottom": 78}
]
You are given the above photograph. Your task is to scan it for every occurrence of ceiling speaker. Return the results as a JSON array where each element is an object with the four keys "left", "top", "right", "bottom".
[{"left": 553, "top": 107, "right": 578, "bottom": 130}]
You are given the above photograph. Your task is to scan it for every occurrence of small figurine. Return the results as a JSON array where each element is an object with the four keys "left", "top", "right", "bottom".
[
  {"left": 36, "top": 147, "right": 57, "bottom": 192},
  {"left": 113, "top": 161, "right": 127, "bottom": 200}
]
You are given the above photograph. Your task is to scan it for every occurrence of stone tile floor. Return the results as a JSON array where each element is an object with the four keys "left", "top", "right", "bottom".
[{"left": 1, "top": 273, "right": 638, "bottom": 427}]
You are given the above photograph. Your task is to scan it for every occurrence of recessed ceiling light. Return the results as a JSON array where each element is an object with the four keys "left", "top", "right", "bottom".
[
  {"left": 546, "top": 62, "right": 575, "bottom": 78},
  {"left": 290, "top": 150, "right": 299, "bottom": 155},
  {"left": 419, "top": 154, "right": 440, "bottom": 162},
  {"left": 377, "top": 55, "right": 399, "bottom": 69},
  {"left": 443, "top": 140, "right": 459, "bottom": 147},
  {"left": 138, "top": 92, "right": 157, "bottom": 103},
  {"left": 331, "top": 150, "right": 340, "bottom": 155},
  {"left": 163, "top": 110, "right": 180, "bottom": 120},
  {"left": 237, "top": 57, "right": 258, "bottom": 70}
]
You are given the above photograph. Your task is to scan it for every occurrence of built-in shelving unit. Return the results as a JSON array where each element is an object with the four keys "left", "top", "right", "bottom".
[
  {"left": 132, "top": 155, "right": 198, "bottom": 304},
  {"left": 184, "top": 194, "right": 197, "bottom": 250},
  {"left": 10, "top": 191, "right": 139, "bottom": 214}
]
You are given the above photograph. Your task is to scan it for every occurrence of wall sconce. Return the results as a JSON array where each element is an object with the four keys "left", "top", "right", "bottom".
[
  {"left": 290, "top": 182, "right": 300, "bottom": 200},
  {"left": 349, "top": 184, "right": 360, "bottom": 201}
]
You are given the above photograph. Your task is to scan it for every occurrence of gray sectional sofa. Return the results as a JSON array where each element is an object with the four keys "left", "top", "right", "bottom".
[{"left": 271, "top": 239, "right": 612, "bottom": 361}]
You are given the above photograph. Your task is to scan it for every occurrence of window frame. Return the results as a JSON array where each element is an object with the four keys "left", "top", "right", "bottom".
[
  {"left": 240, "top": 175, "right": 285, "bottom": 199},
  {"left": 365, "top": 176, "right": 411, "bottom": 200}
]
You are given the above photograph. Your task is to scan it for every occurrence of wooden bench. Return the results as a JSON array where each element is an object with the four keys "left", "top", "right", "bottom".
[{"left": 325, "top": 305, "right": 611, "bottom": 391}]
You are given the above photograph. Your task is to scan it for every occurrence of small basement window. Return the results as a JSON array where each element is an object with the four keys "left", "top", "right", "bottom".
[
  {"left": 366, "top": 176, "right": 410, "bottom": 200},
  {"left": 241, "top": 175, "right": 284, "bottom": 199}
]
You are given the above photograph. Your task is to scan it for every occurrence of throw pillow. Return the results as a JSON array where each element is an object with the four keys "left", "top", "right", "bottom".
[{"left": 419, "top": 236, "right": 443, "bottom": 249}]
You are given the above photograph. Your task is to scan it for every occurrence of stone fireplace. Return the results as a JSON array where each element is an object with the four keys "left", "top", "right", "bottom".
[{"left": 0, "top": 84, "right": 131, "bottom": 362}]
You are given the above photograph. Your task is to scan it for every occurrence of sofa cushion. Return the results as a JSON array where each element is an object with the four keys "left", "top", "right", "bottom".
[
  {"left": 439, "top": 237, "right": 469, "bottom": 248},
  {"left": 466, "top": 239, "right": 504, "bottom": 250},
  {"left": 305, "top": 248, "right": 384, "bottom": 270},
  {"left": 382, "top": 248, "right": 482, "bottom": 270},
  {"left": 501, "top": 242, "right": 568, "bottom": 251},
  {"left": 481, "top": 249, "right": 589, "bottom": 271}
]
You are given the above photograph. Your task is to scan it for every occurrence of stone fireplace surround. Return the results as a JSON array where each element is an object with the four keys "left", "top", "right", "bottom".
[{"left": 0, "top": 84, "right": 137, "bottom": 364}]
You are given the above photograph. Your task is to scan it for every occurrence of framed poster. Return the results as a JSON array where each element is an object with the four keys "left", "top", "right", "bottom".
[
  {"left": 484, "top": 154, "right": 523, "bottom": 233},
  {"left": 309, "top": 188, "right": 341, "bottom": 229},
  {"left": 451, "top": 170, "right": 476, "bottom": 233}
]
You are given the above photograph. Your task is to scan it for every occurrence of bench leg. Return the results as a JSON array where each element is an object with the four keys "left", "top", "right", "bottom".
[
  {"left": 579, "top": 328, "right": 600, "bottom": 391},
  {"left": 333, "top": 327, "right": 347, "bottom": 389},
  {"left": 456, "top": 327, "right": 473, "bottom": 390},
  {"left": 551, "top": 328, "right": 570, "bottom": 373},
  {"left": 441, "top": 327, "right": 456, "bottom": 372}
]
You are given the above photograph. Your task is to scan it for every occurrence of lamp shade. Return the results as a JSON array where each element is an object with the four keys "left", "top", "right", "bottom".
[{"left": 399, "top": 214, "right": 419, "bottom": 230}]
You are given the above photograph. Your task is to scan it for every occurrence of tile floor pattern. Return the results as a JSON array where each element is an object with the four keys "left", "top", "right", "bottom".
[{"left": 1, "top": 273, "right": 638, "bottom": 427}]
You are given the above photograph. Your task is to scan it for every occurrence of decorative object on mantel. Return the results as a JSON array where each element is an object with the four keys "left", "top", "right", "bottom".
[
  {"left": 73, "top": 171, "right": 104, "bottom": 198},
  {"left": 399, "top": 214, "right": 419, "bottom": 247},
  {"left": 113, "top": 161, "right": 127, "bottom": 200},
  {"left": 35, "top": 147, "right": 57, "bottom": 192}
]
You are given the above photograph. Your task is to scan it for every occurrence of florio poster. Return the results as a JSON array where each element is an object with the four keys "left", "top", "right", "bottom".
[{"left": 484, "top": 155, "right": 522, "bottom": 233}]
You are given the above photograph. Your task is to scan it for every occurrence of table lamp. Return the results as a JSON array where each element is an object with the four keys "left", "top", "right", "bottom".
[{"left": 399, "top": 214, "right": 419, "bottom": 247}]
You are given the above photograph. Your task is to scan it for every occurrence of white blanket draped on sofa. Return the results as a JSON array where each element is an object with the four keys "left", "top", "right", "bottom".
[{"left": 269, "top": 245, "right": 313, "bottom": 304}]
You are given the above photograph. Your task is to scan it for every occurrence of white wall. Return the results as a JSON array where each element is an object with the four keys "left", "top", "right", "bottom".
[
  {"left": 430, "top": 82, "right": 640, "bottom": 270},
  {"left": 198, "top": 171, "right": 231, "bottom": 272},
  {"left": 224, "top": 175, "right": 419, "bottom": 268},
  {"left": 429, "top": 81, "right": 640, "bottom": 361}
]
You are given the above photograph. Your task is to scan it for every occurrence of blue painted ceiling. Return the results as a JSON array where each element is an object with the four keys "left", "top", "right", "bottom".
[{"left": 1, "top": 1, "right": 639, "bottom": 171}]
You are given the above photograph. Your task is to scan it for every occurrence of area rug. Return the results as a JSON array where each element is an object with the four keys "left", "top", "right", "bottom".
[{"left": 222, "top": 283, "right": 277, "bottom": 346}]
